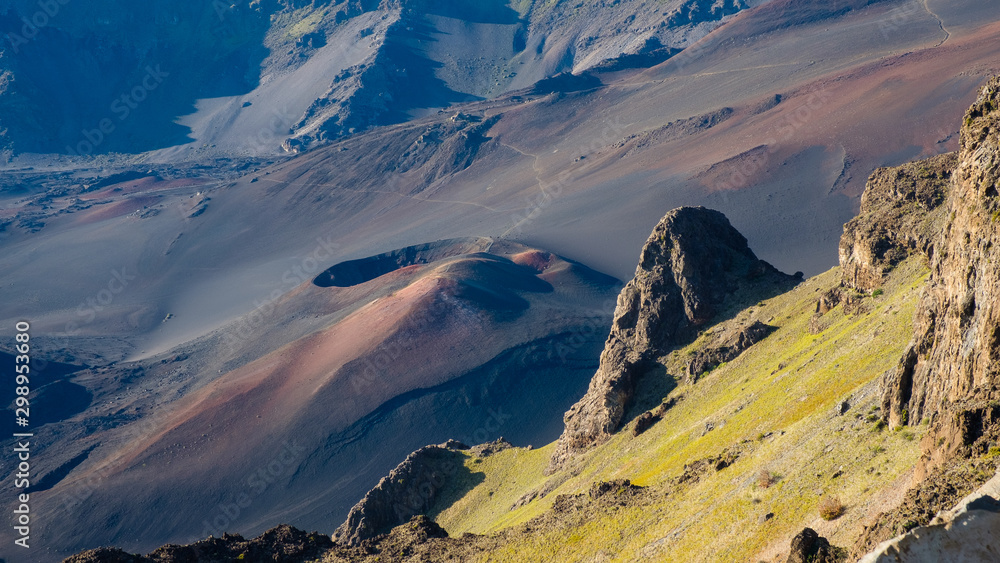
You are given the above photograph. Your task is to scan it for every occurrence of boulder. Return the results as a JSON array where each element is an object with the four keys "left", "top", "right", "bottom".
[{"left": 786, "top": 527, "right": 840, "bottom": 563}]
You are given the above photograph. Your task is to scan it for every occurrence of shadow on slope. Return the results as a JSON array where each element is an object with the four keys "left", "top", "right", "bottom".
[
  {"left": 0, "top": 352, "right": 90, "bottom": 435},
  {"left": 415, "top": 0, "right": 522, "bottom": 24},
  {"left": 313, "top": 237, "right": 492, "bottom": 287},
  {"left": 23, "top": 239, "right": 619, "bottom": 559},
  {"left": 621, "top": 271, "right": 795, "bottom": 426},
  {"left": 309, "top": 331, "right": 604, "bottom": 543},
  {"left": 0, "top": 2, "right": 273, "bottom": 154}
]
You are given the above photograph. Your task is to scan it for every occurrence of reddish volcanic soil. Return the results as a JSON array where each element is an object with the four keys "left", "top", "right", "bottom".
[{"left": 28, "top": 240, "right": 620, "bottom": 556}]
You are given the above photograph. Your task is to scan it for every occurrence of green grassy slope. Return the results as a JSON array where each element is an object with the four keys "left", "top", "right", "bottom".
[{"left": 429, "top": 258, "right": 929, "bottom": 562}]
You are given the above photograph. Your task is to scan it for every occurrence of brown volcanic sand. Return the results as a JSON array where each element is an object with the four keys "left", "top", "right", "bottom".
[{"left": 27, "top": 240, "right": 620, "bottom": 557}]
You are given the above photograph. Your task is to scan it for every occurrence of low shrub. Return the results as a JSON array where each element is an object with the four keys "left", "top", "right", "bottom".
[
  {"left": 818, "top": 496, "right": 844, "bottom": 520},
  {"left": 757, "top": 469, "right": 776, "bottom": 489}
]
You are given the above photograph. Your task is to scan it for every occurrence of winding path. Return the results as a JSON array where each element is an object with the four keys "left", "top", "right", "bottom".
[{"left": 922, "top": 0, "right": 950, "bottom": 47}]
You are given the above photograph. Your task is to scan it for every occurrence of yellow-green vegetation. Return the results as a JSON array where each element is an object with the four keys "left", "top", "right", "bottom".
[
  {"left": 511, "top": 0, "right": 536, "bottom": 17},
  {"left": 432, "top": 258, "right": 930, "bottom": 562},
  {"left": 428, "top": 443, "right": 555, "bottom": 531},
  {"left": 286, "top": 5, "right": 329, "bottom": 39}
]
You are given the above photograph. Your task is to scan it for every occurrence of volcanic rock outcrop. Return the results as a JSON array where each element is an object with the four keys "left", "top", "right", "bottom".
[
  {"left": 879, "top": 76, "right": 1000, "bottom": 462},
  {"left": 685, "top": 319, "right": 777, "bottom": 381},
  {"left": 547, "top": 206, "right": 799, "bottom": 472},
  {"left": 64, "top": 525, "right": 333, "bottom": 563},
  {"left": 839, "top": 152, "right": 957, "bottom": 293},
  {"left": 785, "top": 527, "right": 840, "bottom": 563},
  {"left": 333, "top": 441, "right": 468, "bottom": 546}
]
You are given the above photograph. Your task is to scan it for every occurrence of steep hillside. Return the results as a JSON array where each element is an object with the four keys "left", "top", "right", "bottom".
[
  {"left": 0, "top": 0, "right": 278, "bottom": 155},
  {"left": 407, "top": 239, "right": 929, "bottom": 563},
  {"left": 0, "top": 0, "right": 756, "bottom": 156}
]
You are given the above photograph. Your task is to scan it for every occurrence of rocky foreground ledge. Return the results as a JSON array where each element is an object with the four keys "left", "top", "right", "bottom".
[
  {"left": 860, "top": 469, "right": 1000, "bottom": 562},
  {"left": 63, "top": 525, "right": 333, "bottom": 563}
]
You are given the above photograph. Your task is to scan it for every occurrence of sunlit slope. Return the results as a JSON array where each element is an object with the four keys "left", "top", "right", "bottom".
[{"left": 429, "top": 258, "right": 928, "bottom": 562}]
